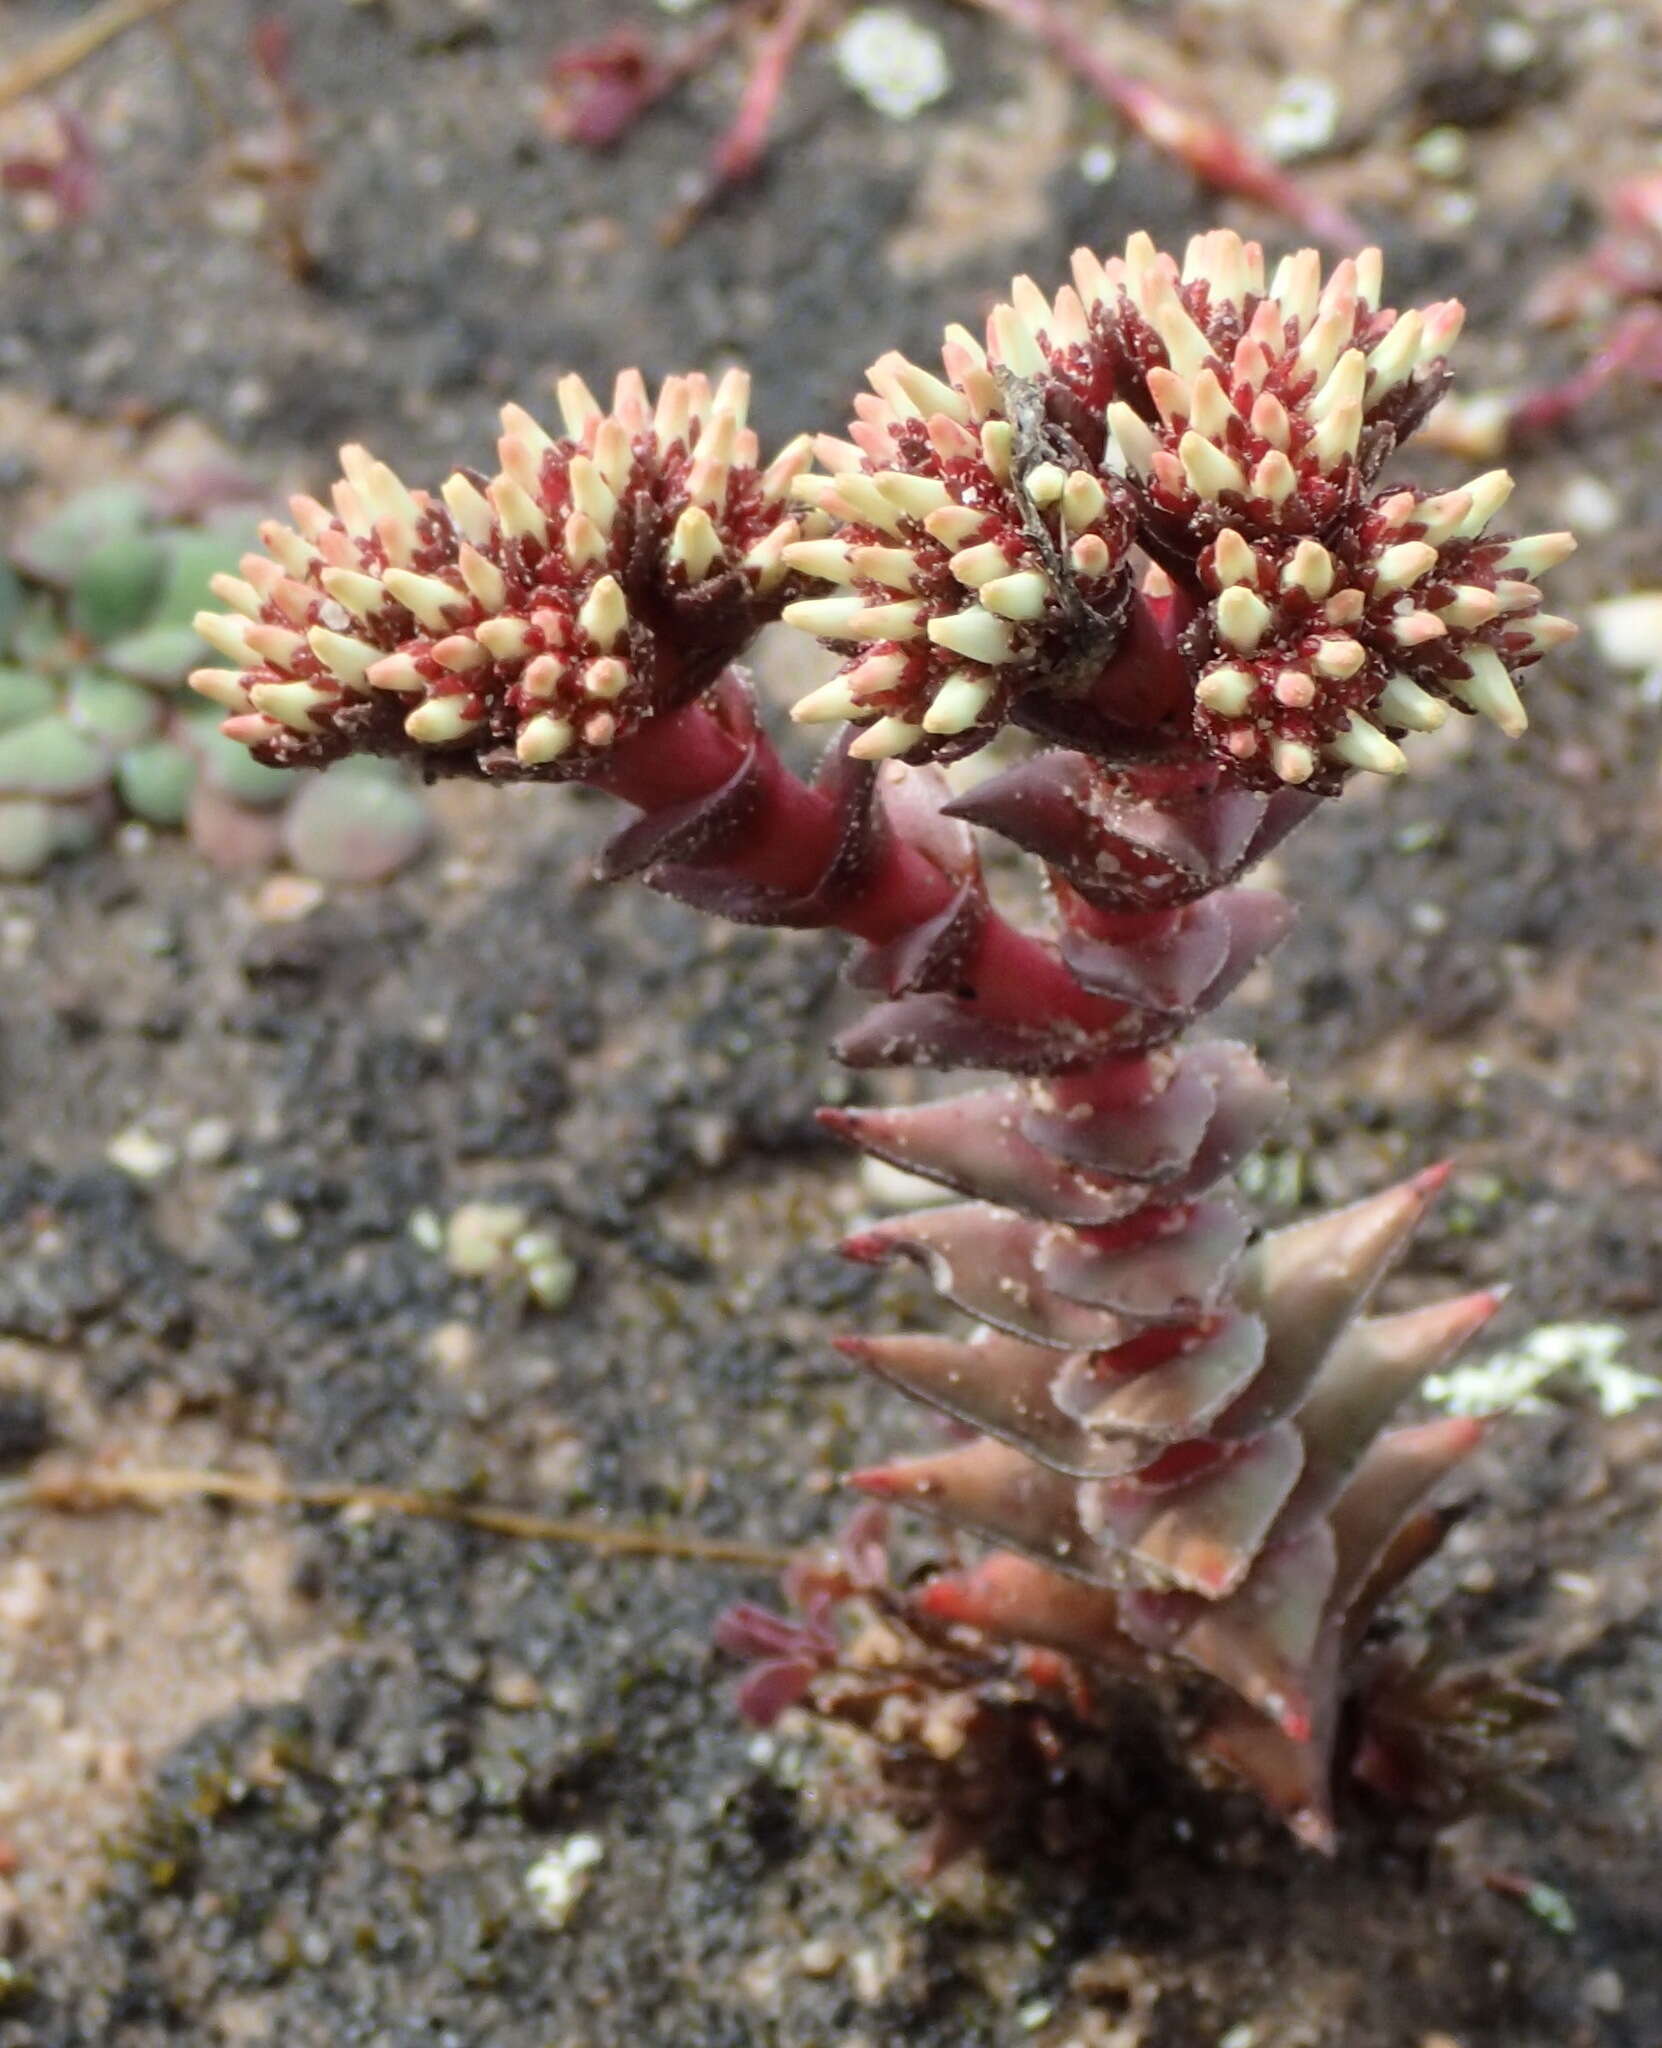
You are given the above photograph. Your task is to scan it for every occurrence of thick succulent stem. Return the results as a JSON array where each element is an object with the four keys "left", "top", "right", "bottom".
[
  {"left": 589, "top": 678, "right": 1132, "bottom": 1033},
  {"left": 813, "top": 760, "right": 1508, "bottom": 1843}
]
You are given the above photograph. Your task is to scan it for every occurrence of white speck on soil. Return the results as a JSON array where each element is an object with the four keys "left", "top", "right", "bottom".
[
  {"left": 525, "top": 1834, "right": 605, "bottom": 1929},
  {"left": 105, "top": 1127, "right": 177, "bottom": 1181},
  {"left": 1256, "top": 76, "right": 1339, "bottom": 161},
  {"left": 1425, "top": 1320, "right": 1660, "bottom": 1417},
  {"left": 834, "top": 9, "right": 952, "bottom": 122}
]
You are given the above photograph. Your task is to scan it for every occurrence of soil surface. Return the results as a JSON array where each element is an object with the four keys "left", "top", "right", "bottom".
[{"left": 1, "top": 3, "right": 1660, "bottom": 2044}]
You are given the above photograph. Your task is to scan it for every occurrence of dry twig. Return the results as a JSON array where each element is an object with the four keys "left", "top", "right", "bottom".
[
  {"left": 0, "top": 0, "right": 188, "bottom": 114},
  {"left": 4, "top": 1460, "right": 793, "bottom": 1571}
]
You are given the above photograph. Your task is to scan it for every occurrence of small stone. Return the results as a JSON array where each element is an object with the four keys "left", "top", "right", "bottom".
[
  {"left": 1583, "top": 1969, "right": 1623, "bottom": 2014},
  {"left": 261, "top": 1199, "right": 303, "bottom": 1242},
  {"left": 0, "top": 1559, "right": 52, "bottom": 1632},
  {"left": 515, "top": 1229, "right": 578, "bottom": 1311},
  {"left": 833, "top": 8, "right": 951, "bottom": 120},
  {"left": 184, "top": 1116, "right": 235, "bottom": 1165},
  {"left": 1258, "top": 76, "right": 1339, "bottom": 161},
  {"left": 445, "top": 1201, "right": 528, "bottom": 1277},
  {"left": 428, "top": 1320, "right": 481, "bottom": 1376},
  {"left": 281, "top": 762, "right": 432, "bottom": 884},
  {"left": 106, "top": 1126, "right": 177, "bottom": 1180},
  {"left": 1483, "top": 18, "right": 1539, "bottom": 69},
  {"left": 525, "top": 1834, "right": 605, "bottom": 1929},
  {"left": 1557, "top": 474, "right": 1620, "bottom": 536},
  {"left": 1588, "top": 592, "right": 1662, "bottom": 672},
  {"left": 799, "top": 1938, "right": 842, "bottom": 1978},
  {"left": 491, "top": 1666, "right": 542, "bottom": 1710},
  {"left": 1413, "top": 125, "right": 1469, "bottom": 180},
  {"left": 253, "top": 873, "right": 326, "bottom": 923}
]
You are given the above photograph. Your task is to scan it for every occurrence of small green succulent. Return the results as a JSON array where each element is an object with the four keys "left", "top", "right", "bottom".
[{"left": 0, "top": 481, "right": 430, "bottom": 883}]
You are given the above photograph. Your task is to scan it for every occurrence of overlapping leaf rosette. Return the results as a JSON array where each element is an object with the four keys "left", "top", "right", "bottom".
[
  {"left": 784, "top": 228, "right": 1574, "bottom": 792},
  {"left": 191, "top": 368, "right": 815, "bottom": 776},
  {"left": 191, "top": 231, "right": 1577, "bottom": 1854}
]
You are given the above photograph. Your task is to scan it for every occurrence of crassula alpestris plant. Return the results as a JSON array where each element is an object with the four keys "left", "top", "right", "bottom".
[{"left": 189, "top": 229, "right": 1574, "bottom": 1857}]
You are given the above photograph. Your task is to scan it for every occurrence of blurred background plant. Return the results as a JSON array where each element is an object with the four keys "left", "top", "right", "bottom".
[{"left": 0, "top": 473, "right": 430, "bottom": 881}]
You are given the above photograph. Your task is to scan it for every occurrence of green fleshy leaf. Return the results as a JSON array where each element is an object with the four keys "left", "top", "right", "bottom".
[
  {"left": 10, "top": 597, "right": 69, "bottom": 670},
  {"left": 101, "top": 623, "right": 210, "bottom": 689},
  {"left": 70, "top": 533, "right": 170, "bottom": 646},
  {"left": 116, "top": 740, "right": 198, "bottom": 826},
  {"left": 47, "top": 800, "right": 106, "bottom": 857},
  {"left": 10, "top": 483, "right": 152, "bottom": 587},
  {"left": 0, "top": 667, "right": 57, "bottom": 735},
  {"left": 67, "top": 672, "right": 164, "bottom": 751},
  {"left": 0, "top": 799, "right": 58, "bottom": 877},
  {"left": 0, "top": 715, "right": 109, "bottom": 799},
  {"left": 0, "top": 562, "right": 23, "bottom": 650},
  {"left": 191, "top": 721, "right": 293, "bottom": 807},
  {"left": 282, "top": 762, "right": 432, "bottom": 883},
  {"left": 147, "top": 525, "right": 257, "bottom": 628}
]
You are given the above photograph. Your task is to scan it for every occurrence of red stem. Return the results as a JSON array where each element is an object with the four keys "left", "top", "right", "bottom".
[{"left": 596, "top": 699, "right": 1125, "bottom": 1033}]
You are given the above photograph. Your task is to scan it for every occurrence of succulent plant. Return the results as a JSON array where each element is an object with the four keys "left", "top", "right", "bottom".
[
  {"left": 191, "top": 230, "right": 1576, "bottom": 1856},
  {"left": 0, "top": 479, "right": 431, "bottom": 882}
]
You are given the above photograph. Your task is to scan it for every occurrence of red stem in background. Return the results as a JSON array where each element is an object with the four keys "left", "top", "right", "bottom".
[
  {"left": 710, "top": 0, "right": 822, "bottom": 186},
  {"left": 963, "top": 0, "right": 1365, "bottom": 249},
  {"left": 660, "top": 0, "right": 822, "bottom": 240},
  {"left": 1508, "top": 302, "right": 1662, "bottom": 437}
]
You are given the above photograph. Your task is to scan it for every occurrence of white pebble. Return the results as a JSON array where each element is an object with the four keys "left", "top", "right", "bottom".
[
  {"left": 1413, "top": 126, "right": 1469, "bottom": 180},
  {"left": 1557, "top": 474, "right": 1620, "bottom": 536},
  {"left": 184, "top": 1116, "right": 235, "bottom": 1166},
  {"left": 106, "top": 1127, "right": 176, "bottom": 1181},
  {"left": 525, "top": 1834, "right": 605, "bottom": 1929},
  {"left": 1426, "top": 1320, "right": 1661, "bottom": 1418},
  {"left": 834, "top": 8, "right": 951, "bottom": 121},
  {"left": 0, "top": 1559, "right": 52, "bottom": 1631},
  {"left": 1484, "top": 18, "right": 1539, "bottom": 69},
  {"left": 1589, "top": 591, "right": 1662, "bottom": 672},
  {"left": 444, "top": 1201, "right": 527, "bottom": 1277},
  {"left": 1257, "top": 76, "right": 1339, "bottom": 161}
]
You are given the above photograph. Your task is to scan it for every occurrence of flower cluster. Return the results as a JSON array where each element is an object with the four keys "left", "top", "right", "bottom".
[
  {"left": 781, "top": 335, "right": 1138, "bottom": 761},
  {"left": 191, "top": 370, "right": 815, "bottom": 774},
  {"left": 783, "top": 232, "right": 1574, "bottom": 785},
  {"left": 1189, "top": 479, "right": 1576, "bottom": 790},
  {"left": 1089, "top": 231, "right": 1461, "bottom": 551}
]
